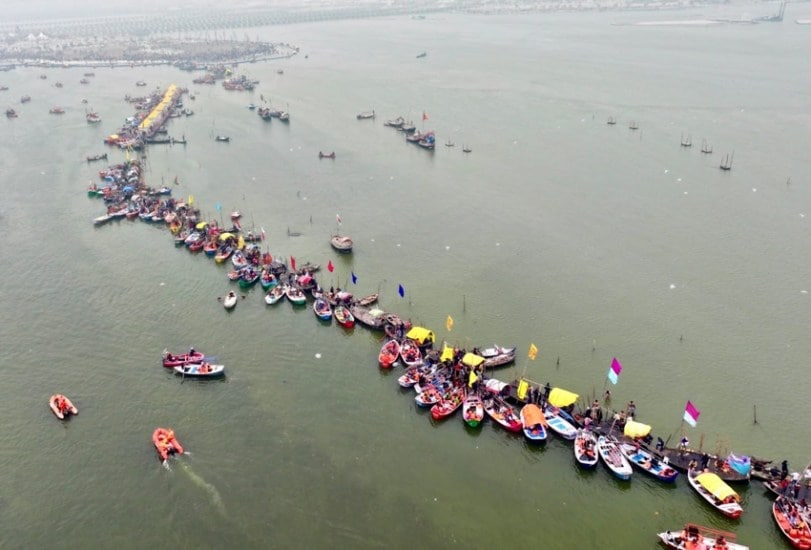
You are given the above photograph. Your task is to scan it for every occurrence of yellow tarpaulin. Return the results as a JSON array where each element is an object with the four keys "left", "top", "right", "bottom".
[
  {"left": 623, "top": 420, "right": 652, "bottom": 439},
  {"left": 440, "top": 343, "right": 454, "bottom": 363},
  {"left": 468, "top": 371, "right": 478, "bottom": 388},
  {"left": 219, "top": 232, "right": 235, "bottom": 241},
  {"left": 195, "top": 221, "right": 208, "bottom": 229},
  {"left": 517, "top": 379, "right": 530, "bottom": 400},
  {"left": 461, "top": 353, "right": 484, "bottom": 368},
  {"left": 695, "top": 473, "right": 739, "bottom": 502},
  {"left": 547, "top": 388, "right": 578, "bottom": 408},
  {"left": 237, "top": 235, "right": 245, "bottom": 250},
  {"left": 406, "top": 326, "right": 435, "bottom": 345}
]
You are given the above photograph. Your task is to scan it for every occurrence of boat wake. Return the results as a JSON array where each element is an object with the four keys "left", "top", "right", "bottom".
[{"left": 178, "top": 461, "right": 227, "bottom": 517}]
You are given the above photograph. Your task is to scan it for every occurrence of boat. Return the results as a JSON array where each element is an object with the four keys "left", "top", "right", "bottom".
[
  {"left": 136, "top": 80, "right": 147, "bottom": 87},
  {"left": 334, "top": 305, "right": 355, "bottom": 328},
  {"left": 265, "top": 285, "right": 286, "bottom": 305},
  {"left": 313, "top": 297, "right": 333, "bottom": 321},
  {"left": 701, "top": 139, "right": 713, "bottom": 154},
  {"left": 629, "top": 121, "right": 639, "bottom": 130},
  {"left": 543, "top": 405, "right": 577, "bottom": 440},
  {"left": 238, "top": 269, "right": 260, "bottom": 289},
  {"left": 596, "top": 435, "right": 633, "bottom": 480},
  {"left": 215, "top": 135, "right": 230, "bottom": 142},
  {"left": 259, "top": 270, "right": 278, "bottom": 290},
  {"left": 462, "top": 391, "right": 485, "bottom": 427},
  {"left": 607, "top": 116, "right": 617, "bottom": 125},
  {"left": 86, "top": 153, "right": 107, "bottom": 162},
  {"left": 20, "top": 95, "right": 30, "bottom": 103},
  {"left": 214, "top": 246, "right": 234, "bottom": 264},
  {"left": 415, "top": 385, "right": 444, "bottom": 408},
  {"left": 720, "top": 151, "right": 734, "bottom": 171},
  {"left": 173, "top": 363, "right": 225, "bottom": 378},
  {"left": 223, "top": 290, "right": 238, "bottom": 310},
  {"left": 285, "top": 286, "right": 307, "bottom": 305},
  {"left": 357, "top": 110, "right": 375, "bottom": 120},
  {"left": 49, "top": 394, "right": 78, "bottom": 420},
  {"left": 86, "top": 112, "right": 101, "bottom": 123},
  {"left": 6, "top": 108, "right": 17, "bottom": 118},
  {"left": 479, "top": 345, "right": 516, "bottom": 368},
  {"left": 93, "top": 214, "right": 112, "bottom": 226},
  {"left": 384, "top": 116, "right": 405, "bottom": 128},
  {"left": 277, "top": 69, "right": 284, "bottom": 75},
  {"left": 773, "top": 496, "right": 811, "bottom": 549},
  {"left": 350, "top": 305, "right": 387, "bottom": 330},
  {"left": 203, "top": 241, "right": 218, "bottom": 256},
  {"left": 519, "top": 404, "right": 548, "bottom": 443},
  {"left": 680, "top": 133, "right": 692, "bottom": 147},
  {"left": 656, "top": 447, "right": 750, "bottom": 483},
  {"left": 49, "top": 106, "right": 64, "bottom": 114},
  {"left": 462, "top": 145, "right": 472, "bottom": 153},
  {"left": 657, "top": 524, "right": 748, "bottom": 550},
  {"left": 247, "top": 103, "right": 256, "bottom": 110},
  {"left": 378, "top": 339, "right": 401, "bottom": 369},
  {"left": 162, "top": 350, "right": 205, "bottom": 367},
  {"left": 152, "top": 428, "right": 184, "bottom": 462},
  {"left": 319, "top": 151, "right": 336, "bottom": 159},
  {"left": 330, "top": 235, "right": 353, "bottom": 253},
  {"left": 399, "top": 339, "right": 423, "bottom": 368},
  {"left": 618, "top": 441, "right": 679, "bottom": 482},
  {"left": 687, "top": 470, "right": 744, "bottom": 519},
  {"left": 483, "top": 395, "right": 523, "bottom": 433},
  {"left": 417, "top": 132, "right": 436, "bottom": 150},
  {"left": 431, "top": 387, "right": 465, "bottom": 420},
  {"left": 574, "top": 429, "right": 599, "bottom": 469},
  {"left": 416, "top": 52, "right": 427, "bottom": 58}
]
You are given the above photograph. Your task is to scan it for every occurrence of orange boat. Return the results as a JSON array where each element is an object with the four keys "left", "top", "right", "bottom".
[
  {"left": 773, "top": 497, "right": 811, "bottom": 549},
  {"left": 49, "top": 394, "right": 78, "bottom": 419},
  {"left": 378, "top": 339, "right": 400, "bottom": 369},
  {"left": 152, "top": 428, "right": 184, "bottom": 462}
]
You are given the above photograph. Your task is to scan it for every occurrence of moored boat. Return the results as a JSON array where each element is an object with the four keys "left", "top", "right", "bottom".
[
  {"left": 399, "top": 339, "right": 423, "bottom": 368},
  {"left": 350, "top": 305, "right": 387, "bottom": 330},
  {"left": 596, "top": 435, "right": 633, "bottom": 480},
  {"left": 378, "top": 339, "right": 401, "bottom": 369},
  {"left": 431, "top": 386, "right": 465, "bottom": 420},
  {"left": 265, "top": 285, "right": 286, "bottom": 305},
  {"left": 574, "top": 429, "right": 599, "bottom": 469},
  {"left": 480, "top": 345, "right": 516, "bottom": 368},
  {"left": 687, "top": 470, "right": 744, "bottom": 519},
  {"left": 657, "top": 524, "right": 748, "bottom": 550},
  {"left": 174, "top": 363, "right": 225, "bottom": 378},
  {"left": 285, "top": 286, "right": 307, "bottom": 305},
  {"left": 618, "top": 440, "right": 679, "bottom": 482},
  {"left": 357, "top": 110, "right": 375, "bottom": 120},
  {"left": 483, "top": 395, "right": 522, "bottom": 433},
  {"left": 49, "top": 394, "right": 78, "bottom": 420},
  {"left": 313, "top": 297, "right": 333, "bottom": 321},
  {"left": 462, "top": 391, "right": 485, "bottom": 427},
  {"left": 330, "top": 235, "right": 353, "bottom": 253},
  {"left": 152, "top": 427, "right": 184, "bottom": 462},
  {"left": 773, "top": 496, "right": 811, "bottom": 549},
  {"left": 519, "top": 404, "right": 548, "bottom": 443},
  {"left": 162, "top": 350, "right": 205, "bottom": 367},
  {"left": 318, "top": 151, "right": 336, "bottom": 159},
  {"left": 543, "top": 405, "right": 577, "bottom": 440},
  {"left": 223, "top": 290, "right": 238, "bottom": 310},
  {"left": 334, "top": 305, "right": 355, "bottom": 328}
]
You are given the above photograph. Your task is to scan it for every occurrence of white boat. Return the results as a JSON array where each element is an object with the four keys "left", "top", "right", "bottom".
[
  {"left": 330, "top": 235, "right": 353, "bottom": 253},
  {"left": 173, "top": 363, "right": 225, "bottom": 378},
  {"left": 687, "top": 470, "right": 743, "bottom": 519},
  {"left": 285, "top": 286, "right": 307, "bottom": 305},
  {"left": 265, "top": 285, "right": 285, "bottom": 305},
  {"left": 574, "top": 429, "right": 599, "bottom": 469},
  {"left": 462, "top": 391, "right": 484, "bottom": 428},
  {"left": 479, "top": 345, "right": 516, "bottom": 368},
  {"left": 596, "top": 435, "right": 633, "bottom": 480},
  {"left": 223, "top": 291, "right": 238, "bottom": 310},
  {"left": 657, "top": 524, "right": 748, "bottom": 550},
  {"left": 543, "top": 405, "right": 577, "bottom": 440},
  {"left": 519, "top": 404, "right": 548, "bottom": 443}
]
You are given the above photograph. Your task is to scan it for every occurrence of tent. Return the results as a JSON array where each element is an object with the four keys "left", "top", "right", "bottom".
[
  {"left": 547, "top": 388, "right": 579, "bottom": 408},
  {"left": 695, "top": 473, "right": 739, "bottom": 502},
  {"left": 406, "top": 326, "right": 435, "bottom": 346},
  {"left": 461, "top": 353, "right": 484, "bottom": 368}
]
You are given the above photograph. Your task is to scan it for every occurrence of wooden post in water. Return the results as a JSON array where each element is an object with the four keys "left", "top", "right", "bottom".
[
  {"left": 698, "top": 433, "right": 705, "bottom": 452},
  {"left": 753, "top": 404, "right": 758, "bottom": 424},
  {"left": 462, "top": 294, "right": 466, "bottom": 312}
]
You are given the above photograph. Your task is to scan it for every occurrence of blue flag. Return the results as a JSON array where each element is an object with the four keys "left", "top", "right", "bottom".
[
  {"left": 215, "top": 202, "right": 222, "bottom": 212},
  {"left": 351, "top": 272, "right": 357, "bottom": 285},
  {"left": 398, "top": 284, "right": 405, "bottom": 298}
]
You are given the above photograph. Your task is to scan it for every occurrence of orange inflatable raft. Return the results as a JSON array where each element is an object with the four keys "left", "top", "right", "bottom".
[
  {"left": 152, "top": 428, "right": 184, "bottom": 462},
  {"left": 49, "top": 394, "right": 78, "bottom": 420}
]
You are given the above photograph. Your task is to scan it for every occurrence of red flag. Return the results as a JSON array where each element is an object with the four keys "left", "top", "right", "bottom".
[
  {"left": 327, "top": 260, "right": 334, "bottom": 273},
  {"left": 422, "top": 111, "right": 428, "bottom": 121},
  {"left": 290, "top": 256, "right": 296, "bottom": 271},
  {"left": 262, "top": 252, "right": 272, "bottom": 265}
]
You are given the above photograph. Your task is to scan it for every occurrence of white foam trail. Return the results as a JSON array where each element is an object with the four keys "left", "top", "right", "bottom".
[{"left": 179, "top": 462, "right": 226, "bottom": 517}]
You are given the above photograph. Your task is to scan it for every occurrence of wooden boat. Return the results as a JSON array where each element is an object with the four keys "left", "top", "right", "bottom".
[
  {"left": 93, "top": 214, "right": 112, "bottom": 226},
  {"left": 519, "top": 404, "right": 548, "bottom": 443},
  {"left": 6, "top": 108, "right": 18, "bottom": 118},
  {"left": 416, "top": 52, "right": 427, "bottom": 58},
  {"left": 188, "top": 239, "right": 205, "bottom": 252},
  {"left": 483, "top": 395, "right": 522, "bottom": 433},
  {"left": 701, "top": 139, "right": 713, "bottom": 154},
  {"left": 479, "top": 345, "right": 516, "bottom": 368},
  {"left": 152, "top": 428, "right": 184, "bottom": 462},
  {"left": 49, "top": 106, "right": 65, "bottom": 114},
  {"left": 86, "top": 112, "right": 101, "bottom": 123},
  {"left": 355, "top": 293, "right": 379, "bottom": 307},
  {"left": 596, "top": 436, "right": 633, "bottom": 480},
  {"left": 350, "top": 305, "right": 387, "bottom": 330},
  {"left": 656, "top": 447, "right": 750, "bottom": 483},
  {"left": 384, "top": 116, "right": 405, "bottom": 128},
  {"left": 357, "top": 110, "right": 375, "bottom": 120},
  {"left": 417, "top": 132, "right": 436, "bottom": 150},
  {"left": 720, "top": 151, "right": 734, "bottom": 171},
  {"left": 543, "top": 405, "right": 577, "bottom": 440},
  {"left": 606, "top": 116, "right": 617, "bottom": 125},
  {"left": 49, "top": 394, "right": 78, "bottom": 420},
  {"left": 399, "top": 339, "right": 423, "bottom": 368},
  {"left": 378, "top": 339, "right": 401, "bottom": 369},
  {"left": 629, "top": 120, "right": 639, "bottom": 130},
  {"left": 214, "top": 246, "right": 234, "bottom": 264},
  {"left": 431, "top": 387, "right": 465, "bottom": 420},
  {"left": 680, "top": 133, "right": 692, "bottom": 147},
  {"left": 313, "top": 297, "right": 333, "bottom": 321},
  {"left": 162, "top": 350, "right": 205, "bottom": 367},
  {"left": 318, "top": 151, "right": 336, "bottom": 159},
  {"left": 215, "top": 135, "right": 230, "bottom": 142},
  {"left": 574, "top": 429, "right": 599, "bottom": 469},
  {"left": 238, "top": 269, "right": 260, "bottom": 289},
  {"left": 618, "top": 441, "right": 679, "bottom": 482},
  {"left": 330, "top": 235, "right": 353, "bottom": 253},
  {"left": 687, "top": 470, "right": 743, "bottom": 519},
  {"left": 657, "top": 524, "right": 748, "bottom": 550},
  {"left": 415, "top": 385, "right": 444, "bottom": 408},
  {"left": 462, "top": 145, "right": 472, "bottom": 153},
  {"left": 223, "top": 290, "right": 238, "bottom": 310},
  {"left": 334, "top": 305, "right": 355, "bottom": 328},
  {"left": 259, "top": 270, "right": 278, "bottom": 290},
  {"left": 203, "top": 241, "right": 218, "bottom": 256},
  {"left": 174, "top": 363, "right": 225, "bottom": 378},
  {"left": 397, "top": 363, "right": 437, "bottom": 388},
  {"left": 462, "top": 391, "right": 485, "bottom": 428},
  {"left": 285, "top": 286, "right": 307, "bottom": 305},
  {"left": 265, "top": 285, "right": 286, "bottom": 305},
  {"left": 86, "top": 153, "right": 108, "bottom": 162},
  {"left": 773, "top": 497, "right": 811, "bottom": 549}
]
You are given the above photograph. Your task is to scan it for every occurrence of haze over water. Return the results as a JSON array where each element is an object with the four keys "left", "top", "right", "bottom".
[{"left": 1, "top": 8, "right": 810, "bottom": 548}]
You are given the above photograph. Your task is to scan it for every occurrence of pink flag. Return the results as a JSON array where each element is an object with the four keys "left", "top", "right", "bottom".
[
  {"left": 607, "top": 357, "right": 622, "bottom": 385},
  {"left": 290, "top": 256, "right": 296, "bottom": 271},
  {"left": 327, "top": 260, "right": 334, "bottom": 273},
  {"left": 261, "top": 227, "right": 267, "bottom": 241},
  {"left": 683, "top": 400, "right": 700, "bottom": 427}
]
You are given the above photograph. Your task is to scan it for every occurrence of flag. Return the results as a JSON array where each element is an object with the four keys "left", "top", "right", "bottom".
[
  {"left": 683, "top": 400, "right": 700, "bottom": 427},
  {"left": 261, "top": 227, "right": 266, "bottom": 241},
  {"left": 336, "top": 214, "right": 342, "bottom": 225},
  {"left": 351, "top": 271, "right": 357, "bottom": 285},
  {"left": 727, "top": 453, "right": 751, "bottom": 476},
  {"left": 528, "top": 343, "right": 538, "bottom": 360},
  {"left": 262, "top": 252, "right": 272, "bottom": 265},
  {"left": 468, "top": 370, "right": 478, "bottom": 388},
  {"left": 517, "top": 379, "right": 529, "bottom": 400},
  {"left": 422, "top": 111, "right": 429, "bottom": 121},
  {"left": 398, "top": 284, "right": 405, "bottom": 298},
  {"left": 327, "top": 260, "right": 334, "bottom": 273},
  {"left": 237, "top": 235, "right": 245, "bottom": 250},
  {"left": 215, "top": 202, "right": 222, "bottom": 212},
  {"left": 445, "top": 315, "right": 454, "bottom": 332},
  {"left": 290, "top": 256, "right": 296, "bottom": 271},
  {"left": 607, "top": 357, "right": 623, "bottom": 385},
  {"left": 188, "top": 195, "right": 194, "bottom": 205}
]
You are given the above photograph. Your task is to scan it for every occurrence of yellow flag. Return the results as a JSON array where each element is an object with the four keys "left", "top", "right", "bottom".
[
  {"left": 517, "top": 379, "right": 529, "bottom": 400},
  {"left": 237, "top": 235, "right": 245, "bottom": 250},
  {"left": 468, "top": 370, "right": 478, "bottom": 388},
  {"left": 188, "top": 194, "right": 194, "bottom": 205},
  {"left": 528, "top": 343, "right": 538, "bottom": 360},
  {"left": 446, "top": 315, "right": 454, "bottom": 332}
]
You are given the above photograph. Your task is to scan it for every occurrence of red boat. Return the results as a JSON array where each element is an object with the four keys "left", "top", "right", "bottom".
[
  {"left": 483, "top": 395, "right": 523, "bottom": 433},
  {"left": 318, "top": 151, "right": 335, "bottom": 159},
  {"left": 773, "top": 497, "right": 811, "bottom": 549},
  {"left": 334, "top": 305, "right": 355, "bottom": 328},
  {"left": 378, "top": 339, "right": 400, "bottom": 368},
  {"left": 431, "top": 387, "right": 465, "bottom": 420},
  {"left": 162, "top": 350, "right": 205, "bottom": 367},
  {"left": 152, "top": 428, "right": 184, "bottom": 462}
]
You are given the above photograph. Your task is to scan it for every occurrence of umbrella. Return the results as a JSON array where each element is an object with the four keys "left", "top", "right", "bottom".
[
  {"left": 219, "top": 232, "right": 235, "bottom": 241},
  {"left": 122, "top": 185, "right": 134, "bottom": 193},
  {"left": 196, "top": 221, "right": 208, "bottom": 230},
  {"left": 547, "top": 387, "right": 579, "bottom": 408}
]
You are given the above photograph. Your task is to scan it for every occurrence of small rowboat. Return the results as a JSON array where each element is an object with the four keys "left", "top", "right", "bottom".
[
  {"left": 479, "top": 345, "right": 517, "bottom": 368},
  {"left": 162, "top": 350, "right": 205, "bottom": 367},
  {"left": 543, "top": 405, "right": 577, "bottom": 440},
  {"left": 285, "top": 286, "right": 307, "bottom": 305},
  {"left": 618, "top": 441, "right": 679, "bottom": 483},
  {"left": 574, "top": 429, "right": 599, "bottom": 469},
  {"left": 399, "top": 339, "right": 423, "bottom": 368},
  {"left": 688, "top": 470, "right": 743, "bottom": 519},
  {"left": 49, "top": 394, "right": 78, "bottom": 420},
  {"left": 378, "top": 339, "right": 401, "bottom": 369},
  {"left": 773, "top": 497, "right": 811, "bottom": 549},
  {"left": 313, "top": 297, "right": 333, "bottom": 321},
  {"left": 223, "top": 291, "right": 238, "bottom": 310},
  {"left": 431, "top": 387, "right": 465, "bottom": 420},
  {"left": 519, "top": 404, "right": 548, "bottom": 443},
  {"left": 203, "top": 241, "right": 218, "bottom": 256},
  {"left": 462, "top": 391, "right": 485, "bottom": 428},
  {"left": 415, "top": 386, "right": 443, "bottom": 407},
  {"left": 657, "top": 524, "right": 749, "bottom": 550},
  {"left": 334, "top": 305, "right": 355, "bottom": 328},
  {"left": 214, "top": 246, "right": 233, "bottom": 263},
  {"left": 259, "top": 271, "right": 278, "bottom": 290},
  {"left": 596, "top": 436, "right": 633, "bottom": 480},
  {"left": 355, "top": 293, "right": 379, "bottom": 307},
  {"left": 265, "top": 285, "right": 285, "bottom": 305},
  {"left": 330, "top": 235, "right": 353, "bottom": 253},
  {"left": 173, "top": 363, "right": 225, "bottom": 378},
  {"left": 152, "top": 427, "right": 184, "bottom": 462},
  {"left": 238, "top": 269, "right": 260, "bottom": 289},
  {"left": 397, "top": 363, "right": 437, "bottom": 388},
  {"left": 483, "top": 395, "right": 522, "bottom": 433}
]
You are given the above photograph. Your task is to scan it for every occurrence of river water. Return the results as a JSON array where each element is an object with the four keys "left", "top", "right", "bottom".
[{"left": 1, "top": 9, "right": 810, "bottom": 549}]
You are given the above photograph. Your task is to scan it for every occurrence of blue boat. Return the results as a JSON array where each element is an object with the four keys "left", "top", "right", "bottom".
[
  {"left": 519, "top": 404, "right": 548, "bottom": 443},
  {"left": 618, "top": 441, "right": 679, "bottom": 483}
]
